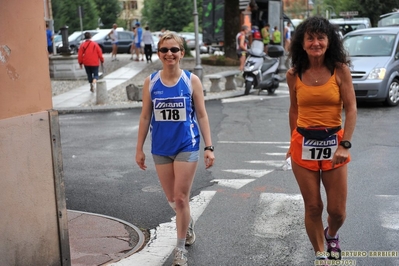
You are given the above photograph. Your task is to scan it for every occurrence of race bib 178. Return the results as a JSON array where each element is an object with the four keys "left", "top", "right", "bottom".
[
  {"left": 153, "top": 97, "right": 187, "bottom": 122},
  {"left": 301, "top": 134, "right": 338, "bottom": 160}
]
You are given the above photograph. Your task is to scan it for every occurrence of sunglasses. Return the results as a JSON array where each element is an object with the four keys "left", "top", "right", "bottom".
[{"left": 159, "top": 47, "right": 181, "bottom": 53}]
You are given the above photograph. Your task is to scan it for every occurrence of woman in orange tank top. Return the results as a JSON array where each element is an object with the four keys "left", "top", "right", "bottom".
[{"left": 285, "top": 16, "right": 357, "bottom": 263}]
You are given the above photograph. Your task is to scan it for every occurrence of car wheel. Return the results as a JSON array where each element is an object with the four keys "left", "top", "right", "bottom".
[
  {"left": 70, "top": 46, "right": 77, "bottom": 54},
  {"left": 384, "top": 78, "right": 399, "bottom": 106}
]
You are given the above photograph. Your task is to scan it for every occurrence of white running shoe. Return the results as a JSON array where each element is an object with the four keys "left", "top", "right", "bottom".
[
  {"left": 185, "top": 216, "right": 196, "bottom": 246},
  {"left": 172, "top": 247, "right": 188, "bottom": 266}
]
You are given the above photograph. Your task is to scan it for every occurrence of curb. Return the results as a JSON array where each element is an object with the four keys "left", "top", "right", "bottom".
[{"left": 55, "top": 89, "right": 246, "bottom": 114}]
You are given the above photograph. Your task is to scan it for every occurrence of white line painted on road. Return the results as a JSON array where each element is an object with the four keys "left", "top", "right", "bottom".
[
  {"left": 246, "top": 160, "right": 285, "bottom": 167},
  {"left": 109, "top": 191, "right": 216, "bottom": 266},
  {"left": 277, "top": 145, "right": 290, "bottom": 149},
  {"left": 376, "top": 195, "right": 399, "bottom": 230},
  {"left": 264, "top": 152, "right": 287, "bottom": 156},
  {"left": 211, "top": 179, "right": 256, "bottom": 189},
  {"left": 218, "top": 141, "right": 290, "bottom": 145},
  {"left": 222, "top": 94, "right": 289, "bottom": 103},
  {"left": 223, "top": 169, "right": 274, "bottom": 178}
]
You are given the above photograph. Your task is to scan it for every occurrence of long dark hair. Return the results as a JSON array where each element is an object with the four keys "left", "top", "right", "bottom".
[{"left": 288, "top": 16, "right": 350, "bottom": 75}]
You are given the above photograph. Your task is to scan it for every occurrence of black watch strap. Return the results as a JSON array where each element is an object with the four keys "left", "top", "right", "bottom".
[
  {"left": 339, "top": 140, "right": 352, "bottom": 149},
  {"left": 204, "top": 146, "right": 214, "bottom": 152}
]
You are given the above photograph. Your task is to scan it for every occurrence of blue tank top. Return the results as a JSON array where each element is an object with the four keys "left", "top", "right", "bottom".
[{"left": 149, "top": 70, "right": 200, "bottom": 156}]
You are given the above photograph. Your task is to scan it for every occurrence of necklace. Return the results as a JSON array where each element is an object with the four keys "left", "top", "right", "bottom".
[{"left": 307, "top": 69, "right": 322, "bottom": 84}]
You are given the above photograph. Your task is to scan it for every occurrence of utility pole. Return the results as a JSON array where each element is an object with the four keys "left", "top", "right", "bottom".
[{"left": 193, "top": 0, "right": 203, "bottom": 84}]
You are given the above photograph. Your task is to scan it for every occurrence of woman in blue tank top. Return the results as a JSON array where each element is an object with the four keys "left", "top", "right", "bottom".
[{"left": 135, "top": 32, "right": 215, "bottom": 266}]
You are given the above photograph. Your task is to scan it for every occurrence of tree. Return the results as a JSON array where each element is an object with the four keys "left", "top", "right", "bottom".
[
  {"left": 51, "top": 0, "right": 63, "bottom": 32},
  {"left": 93, "top": 0, "right": 121, "bottom": 29},
  {"left": 224, "top": 0, "right": 240, "bottom": 59},
  {"left": 58, "top": 0, "right": 99, "bottom": 33},
  {"left": 142, "top": 0, "right": 193, "bottom": 31}
]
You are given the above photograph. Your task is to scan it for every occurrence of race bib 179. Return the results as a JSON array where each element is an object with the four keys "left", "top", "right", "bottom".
[
  {"left": 301, "top": 134, "right": 338, "bottom": 160},
  {"left": 153, "top": 97, "right": 187, "bottom": 122}
]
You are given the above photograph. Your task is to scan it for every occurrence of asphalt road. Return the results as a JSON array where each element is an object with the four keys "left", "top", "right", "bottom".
[{"left": 60, "top": 88, "right": 399, "bottom": 266}]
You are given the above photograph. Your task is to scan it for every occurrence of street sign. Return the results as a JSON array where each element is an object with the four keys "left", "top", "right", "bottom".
[{"left": 339, "top": 11, "right": 358, "bottom": 17}]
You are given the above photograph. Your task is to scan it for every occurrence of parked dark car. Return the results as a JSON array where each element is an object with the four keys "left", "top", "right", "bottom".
[{"left": 90, "top": 29, "right": 134, "bottom": 54}]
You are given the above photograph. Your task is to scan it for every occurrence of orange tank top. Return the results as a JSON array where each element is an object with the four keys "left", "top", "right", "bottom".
[{"left": 296, "top": 71, "right": 343, "bottom": 128}]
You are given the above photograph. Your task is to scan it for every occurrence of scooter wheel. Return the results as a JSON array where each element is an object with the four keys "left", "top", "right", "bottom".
[{"left": 244, "top": 80, "right": 252, "bottom": 95}]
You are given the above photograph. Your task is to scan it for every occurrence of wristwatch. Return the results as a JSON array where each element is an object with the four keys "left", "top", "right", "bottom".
[
  {"left": 204, "top": 146, "right": 214, "bottom": 152},
  {"left": 339, "top": 140, "right": 352, "bottom": 149}
]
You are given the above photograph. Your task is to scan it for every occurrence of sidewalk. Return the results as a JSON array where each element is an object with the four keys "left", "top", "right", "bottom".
[
  {"left": 56, "top": 58, "right": 245, "bottom": 265},
  {"left": 53, "top": 56, "right": 245, "bottom": 114}
]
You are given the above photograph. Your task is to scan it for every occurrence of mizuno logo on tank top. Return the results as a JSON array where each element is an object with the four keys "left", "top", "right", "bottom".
[{"left": 155, "top": 100, "right": 185, "bottom": 109}]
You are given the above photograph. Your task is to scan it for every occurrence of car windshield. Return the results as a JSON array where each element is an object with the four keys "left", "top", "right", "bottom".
[
  {"left": 378, "top": 13, "right": 399, "bottom": 27},
  {"left": 343, "top": 34, "right": 395, "bottom": 56},
  {"left": 91, "top": 30, "right": 111, "bottom": 41},
  {"left": 68, "top": 31, "right": 85, "bottom": 42}
]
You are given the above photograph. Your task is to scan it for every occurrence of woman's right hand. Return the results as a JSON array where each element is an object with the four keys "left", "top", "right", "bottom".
[{"left": 135, "top": 151, "right": 147, "bottom": 170}]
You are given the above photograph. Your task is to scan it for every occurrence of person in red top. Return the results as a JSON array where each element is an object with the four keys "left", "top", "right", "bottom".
[{"left": 78, "top": 32, "right": 104, "bottom": 92}]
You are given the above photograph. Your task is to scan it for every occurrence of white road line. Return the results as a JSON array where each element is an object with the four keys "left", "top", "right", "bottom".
[
  {"left": 264, "top": 152, "right": 287, "bottom": 156},
  {"left": 246, "top": 160, "right": 285, "bottom": 167},
  {"left": 277, "top": 145, "right": 290, "bottom": 149},
  {"left": 218, "top": 141, "right": 290, "bottom": 144},
  {"left": 222, "top": 169, "right": 274, "bottom": 178},
  {"left": 211, "top": 179, "right": 256, "bottom": 189},
  {"left": 376, "top": 195, "right": 399, "bottom": 230},
  {"left": 109, "top": 191, "right": 216, "bottom": 266},
  {"left": 222, "top": 94, "right": 288, "bottom": 103}
]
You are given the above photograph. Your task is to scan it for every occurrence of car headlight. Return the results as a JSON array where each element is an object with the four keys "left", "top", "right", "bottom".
[{"left": 367, "top": 68, "right": 386, "bottom": 80}]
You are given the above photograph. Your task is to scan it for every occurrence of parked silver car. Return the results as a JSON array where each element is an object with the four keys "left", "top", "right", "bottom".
[{"left": 343, "top": 27, "right": 399, "bottom": 106}]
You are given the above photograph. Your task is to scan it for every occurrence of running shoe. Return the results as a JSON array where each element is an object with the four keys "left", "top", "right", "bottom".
[
  {"left": 185, "top": 216, "right": 196, "bottom": 246},
  {"left": 172, "top": 247, "right": 188, "bottom": 266},
  {"left": 90, "top": 84, "right": 94, "bottom": 92},
  {"left": 324, "top": 227, "right": 341, "bottom": 260}
]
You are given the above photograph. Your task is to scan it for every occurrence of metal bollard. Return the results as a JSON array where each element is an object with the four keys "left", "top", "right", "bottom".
[{"left": 96, "top": 80, "right": 108, "bottom": 105}]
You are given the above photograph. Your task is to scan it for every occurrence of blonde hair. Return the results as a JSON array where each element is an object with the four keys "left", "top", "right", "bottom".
[{"left": 158, "top": 32, "right": 184, "bottom": 51}]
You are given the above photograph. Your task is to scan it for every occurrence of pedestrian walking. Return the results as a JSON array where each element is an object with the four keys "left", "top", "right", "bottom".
[
  {"left": 134, "top": 22, "right": 143, "bottom": 61},
  {"left": 108, "top": 23, "right": 119, "bottom": 61},
  {"left": 46, "top": 23, "right": 53, "bottom": 55},
  {"left": 135, "top": 32, "right": 215, "bottom": 266},
  {"left": 130, "top": 26, "right": 136, "bottom": 60},
  {"left": 286, "top": 16, "right": 357, "bottom": 264},
  {"left": 272, "top": 26, "right": 281, "bottom": 45},
  {"left": 236, "top": 25, "right": 250, "bottom": 71},
  {"left": 78, "top": 32, "right": 104, "bottom": 92},
  {"left": 261, "top": 23, "right": 270, "bottom": 54},
  {"left": 142, "top": 26, "right": 154, "bottom": 63},
  {"left": 284, "top": 22, "right": 292, "bottom": 54}
]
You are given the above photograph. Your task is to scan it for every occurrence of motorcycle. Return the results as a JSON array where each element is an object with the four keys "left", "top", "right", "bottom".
[{"left": 243, "top": 40, "right": 285, "bottom": 95}]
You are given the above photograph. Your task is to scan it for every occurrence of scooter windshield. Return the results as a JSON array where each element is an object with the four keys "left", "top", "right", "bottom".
[{"left": 249, "top": 40, "right": 265, "bottom": 57}]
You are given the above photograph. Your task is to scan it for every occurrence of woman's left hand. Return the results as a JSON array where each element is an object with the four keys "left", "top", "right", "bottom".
[
  {"left": 331, "top": 146, "right": 349, "bottom": 168},
  {"left": 204, "top": 151, "right": 215, "bottom": 169}
]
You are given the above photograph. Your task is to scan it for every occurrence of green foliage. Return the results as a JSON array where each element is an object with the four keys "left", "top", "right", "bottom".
[
  {"left": 142, "top": 0, "right": 195, "bottom": 31},
  {"left": 93, "top": 0, "right": 121, "bottom": 28},
  {"left": 58, "top": 0, "right": 99, "bottom": 32},
  {"left": 182, "top": 21, "right": 202, "bottom": 33}
]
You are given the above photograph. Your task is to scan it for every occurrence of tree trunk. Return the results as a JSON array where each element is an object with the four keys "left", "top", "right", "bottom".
[{"left": 224, "top": 0, "right": 240, "bottom": 59}]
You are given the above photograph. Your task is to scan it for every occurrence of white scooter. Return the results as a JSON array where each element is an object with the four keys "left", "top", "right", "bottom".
[{"left": 243, "top": 39, "right": 285, "bottom": 95}]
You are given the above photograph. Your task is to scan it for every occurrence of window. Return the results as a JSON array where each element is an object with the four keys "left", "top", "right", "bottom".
[{"left": 124, "top": 1, "right": 138, "bottom": 10}]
